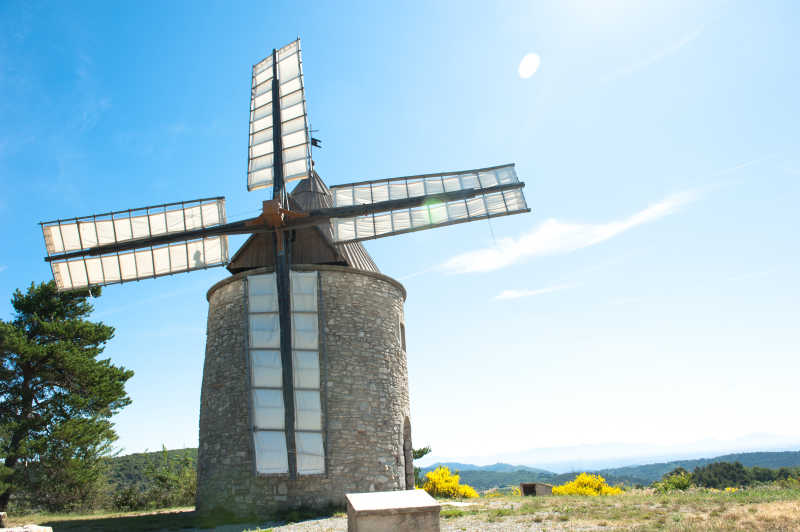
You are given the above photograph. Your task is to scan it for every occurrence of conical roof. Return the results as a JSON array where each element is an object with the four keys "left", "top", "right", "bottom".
[
  {"left": 227, "top": 172, "right": 379, "bottom": 274},
  {"left": 290, "top": 172, "right": 379, "bottom": 273},
  {"left": 290, "top": 170, "right": 334, "bottom": 210}
]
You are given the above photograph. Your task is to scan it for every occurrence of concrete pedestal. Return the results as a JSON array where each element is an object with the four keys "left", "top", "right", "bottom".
[{"left": 346, "top": 489, "right": 440, "bottom": 532}]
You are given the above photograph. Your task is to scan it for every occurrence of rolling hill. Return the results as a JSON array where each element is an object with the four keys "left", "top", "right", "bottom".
[
  {"left": 419, "top": 450, "right": 800, "bottom": 490},
  {"left": 105, "top": 448, "right": 800, "bottom": 492}
]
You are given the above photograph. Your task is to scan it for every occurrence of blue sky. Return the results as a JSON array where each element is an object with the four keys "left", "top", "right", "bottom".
[{"left": 1, "top": 0, "right": 798, "bottom": 464}]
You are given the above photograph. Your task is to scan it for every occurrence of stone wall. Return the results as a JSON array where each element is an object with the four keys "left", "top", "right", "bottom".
[{"left": 197, "top": 265, "right": 410, "bottom": 517}]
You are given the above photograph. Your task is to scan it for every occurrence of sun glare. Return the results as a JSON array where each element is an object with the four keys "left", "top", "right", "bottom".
[{"left": 518, "top": 52, "right": 541, "bottom": 79}]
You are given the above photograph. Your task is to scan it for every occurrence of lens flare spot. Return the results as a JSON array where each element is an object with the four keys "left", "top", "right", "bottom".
[{"left": 518, "top": 53, "right": 541, "bottom": 79}]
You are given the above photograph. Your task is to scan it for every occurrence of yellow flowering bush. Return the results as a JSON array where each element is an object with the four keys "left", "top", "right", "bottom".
[
  {"left": 552, "top": 473, "right": 623, "bottom": 496},
  {"left": 724, "top": 487, "right": 738, "bottom": 493},
  {"left": 511, "top": 486, "right": 522, "bottom": 496},
  {"left": 422, "top": 466, "right": 479, "bottom": 499}
]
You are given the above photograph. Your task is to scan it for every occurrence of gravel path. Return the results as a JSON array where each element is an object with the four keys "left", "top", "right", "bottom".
[{"left": 257, "top": 515, "right": 598, "bottom": 531}]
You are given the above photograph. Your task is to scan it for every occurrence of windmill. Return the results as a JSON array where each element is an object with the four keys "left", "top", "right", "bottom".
[{"left": 39, "top": 39, "right": 531, "bottom": 514}]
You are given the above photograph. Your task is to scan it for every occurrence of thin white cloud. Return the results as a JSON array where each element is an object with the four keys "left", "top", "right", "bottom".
[
  {"left": 441, "top": 190, "right": 700, "bottom": 274},
  {"left": 726, "top": 269, "right": 773, "bottom": 283},
  {"left": 604, "top": 25, "right": 704, "bottom": 83},
  {"left": 495, "top": 283, "right": 575, "bottom": 301},
  {"left": 0, "top": 265, "right": 7, "bottom": 274},
  {"left": 398, "top": 266, "right": 437, "bottom": 282},
  {"left": 609, "top": 296, "right": 643, "bottom": 306}
]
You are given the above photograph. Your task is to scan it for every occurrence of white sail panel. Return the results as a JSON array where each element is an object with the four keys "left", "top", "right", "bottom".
[
  {"left": 49, "top": 236, "right": 228, "bottom": 291},
  {"left": 254, "top": 431, "right": 289, "bottom": 474},
  {"left": 248, "top": 39, "right": 312, "bottom": 191},
  {"left": 330, "top": 186, "right": 529, "bottom": 244},
  {"left": 330, "top": 164, "right": 520, "bottom": 207},
  {"left": 42, "top": 198, "right": 225, "bottom": 255},
  {"left": 294, "top": 390, "right": 322, "bottom": 431},
  {"left": 293, "top": 351, "right": 320, "bottom": 389},
  {"left": 296, "top": 432, "right": 324, "bottom": 475},
  {"left": 253, "top": 389, "right": 285, "bottom": 429},
  {"left": 252, "top": 350, "right": 283, "bottom": 388},
  {"left": 249, "top": 274, "right": 278, "bottom": 312}
]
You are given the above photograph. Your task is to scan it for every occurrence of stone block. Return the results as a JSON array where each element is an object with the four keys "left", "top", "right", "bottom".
[
  {"left": 0, "top": 526, "right": 54, "bottom": 532},
  {"left": 346, "top": 489, "right": 440, "bottom": 532}
]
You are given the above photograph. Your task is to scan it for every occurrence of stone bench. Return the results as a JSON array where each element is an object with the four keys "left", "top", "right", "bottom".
[{"left": 346, "top": 489, "right": 440, "bottom": 532}]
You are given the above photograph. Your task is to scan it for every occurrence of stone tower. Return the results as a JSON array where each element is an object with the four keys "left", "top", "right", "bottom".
[{"left": 196, "top": 174, "right": 413, "bottom": 516}]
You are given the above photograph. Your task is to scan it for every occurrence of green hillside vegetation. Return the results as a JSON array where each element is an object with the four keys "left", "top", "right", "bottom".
[
  {"left": 682, "top": 462, "right": 799, "bottom": 489},
  {"left": 433, "top": 450, "right": 800, "bottom": 490},
  {"left": 592, "top": 451, "right": 800, "bottom": 485},
  {"left": 107, "top": 448, "right": 198, "bottom": 490},
  {"left": 100, "top": 448, "right": 800, "bottom": 494},
  {"left": 458, "top": 470, "right": 557, "bottom": 491}
]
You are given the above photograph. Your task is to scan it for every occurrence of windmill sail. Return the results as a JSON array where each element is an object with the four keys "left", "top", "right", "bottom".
[
  {"left": 327, "top": 164, "right": 529, "bottom": 244},
  {"left": 41, "top": 198, "right": 229, "bottom": 291},
  {"left": 248, "top": 39, "right": 312, "bottom": 192}
]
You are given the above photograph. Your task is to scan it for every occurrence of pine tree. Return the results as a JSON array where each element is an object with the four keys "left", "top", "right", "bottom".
[{"left": 0, "top": 281, "right": 134, "bottom": 511}]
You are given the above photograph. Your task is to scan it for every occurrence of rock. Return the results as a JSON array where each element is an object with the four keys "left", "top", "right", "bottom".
[{"left": 0, "top": 526, "right": 54, "bottom": 532}]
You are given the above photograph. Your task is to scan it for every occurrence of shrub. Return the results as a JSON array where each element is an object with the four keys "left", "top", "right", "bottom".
[
  {"left": 412, "top": 446, "right": 431, "bottom": 488},
  {"left": 422, "top": 467, "right": 479, "bottom": 499},
  {"left": 652, "top": 470, "right": 693, "bottom": 493},
  {"left": 141, "top": 446, "right": 196, "bottom": 508},
  {"left": 552, "top": 473, "right": 623, "bottom": 496},
  {"left": 111, "top": 485, "right": 148, "bottom": 511}
]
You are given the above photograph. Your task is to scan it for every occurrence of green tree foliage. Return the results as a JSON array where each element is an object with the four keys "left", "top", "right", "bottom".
[
  {"left": 692, "top": 461, "right": 750, "bottom": 488},
  {"left": 647, "top": 462, "right": 800, "bottom": 490},
  {"left": 652, "top": 467, "right": 693, "bottom": 493},
  {"left": 0, "top": 281, "right": 133, "bottom": 511},
  {"left": 412, "top": 445, "right": 431, "bottom": 488},
  {"left": 111, "top": 446, "right": 197, "bottom": 511},
  {"left": 106, "top": 447, "right": 198, "bottom": 489},
  {"left": 691, "top": 461, "right": 800, "bottom": 489},
  {"left": 142, "top": 446, "right": 196, "bottom": 508}
]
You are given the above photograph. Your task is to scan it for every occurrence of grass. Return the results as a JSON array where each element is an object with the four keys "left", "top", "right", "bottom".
[
  {"left": 436, "top": 485, "right": 800, "bottom": 530},
  {"left": 5, "top": 503, "right": 344, "bottom": 531},
  {"left": 6, "top": 485, "right": 800, "bottom": 530},
  {"left": 7, "top": 507, "right": 198, "bottom": 531}
]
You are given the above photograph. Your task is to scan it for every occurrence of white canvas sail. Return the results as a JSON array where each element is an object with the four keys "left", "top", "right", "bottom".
[{"left": 248, "top": 39, "right": 312, "bottom": 191}]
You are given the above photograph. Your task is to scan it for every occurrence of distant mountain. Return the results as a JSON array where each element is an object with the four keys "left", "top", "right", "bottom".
[
  {"left": 591, "top": 450, "right": 800, "bottom": 485},
  {"left": 107, "top": 447, "right": 800, "bottom": 493},
  {"left": 417, "top": 434, "right": 800, "bottom": 473},
  {"left": 424, "top": 449, "right": 800, "bottom": 491},
  {"left": 422, "top": 462, "right": 552, "bottom": 474}
]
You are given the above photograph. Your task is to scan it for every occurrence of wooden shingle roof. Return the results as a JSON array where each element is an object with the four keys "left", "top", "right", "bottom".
[{"left": 227, "top": 172, "right": 379, "bottom": 274}]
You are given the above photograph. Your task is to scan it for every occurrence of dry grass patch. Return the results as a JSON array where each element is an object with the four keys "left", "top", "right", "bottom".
[{"left": 437, "top": 485, "right": 800, "bottom": 531}]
